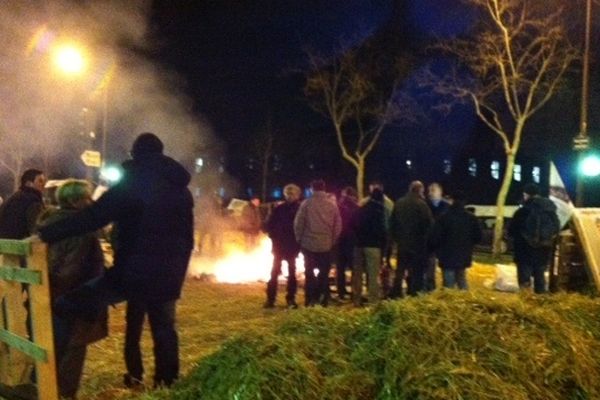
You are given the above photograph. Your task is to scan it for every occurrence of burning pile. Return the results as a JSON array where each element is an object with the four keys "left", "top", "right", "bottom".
[
  {"left": 188, "top": 235, "right": 305, "bottom": 284},
  {"left": 142, "top": 290, "right": 600, "bottom": 400}
]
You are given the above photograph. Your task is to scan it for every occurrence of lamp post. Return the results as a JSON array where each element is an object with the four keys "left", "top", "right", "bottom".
[{"left": 574, "top": 0, "right": 593, "bottom": 206}]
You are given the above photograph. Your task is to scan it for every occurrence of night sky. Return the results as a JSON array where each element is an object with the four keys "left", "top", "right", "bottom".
[{"left": 146, "top": 0, "right": 596, "bottom": 202}]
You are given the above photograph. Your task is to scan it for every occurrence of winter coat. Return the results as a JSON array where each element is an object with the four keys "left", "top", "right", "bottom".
[
  {"left": 428, "top": 199, "right": 449, "bottom": 219},
  {"left": 390, "top": 192, "right": 434, "bottom": 254},
  {"left": 508, "top": 196, "right": 558, "bottom": 266},
  {"left": 338, "top": 196, "right": 359, "bottom": 242},
  {"left": 0, "top": 186, "right": 44, "bottom": 239},
  {"left": 265, "top": 200, "right": 300, "bottom": 257},
  {"left": 39, "top": 208, "right": 108, "bottom": 346},
  {"left": 38, "top": 153, "right": 194, "bottom": 302},
  {"left": 429, "top": 205, "right": 482, "bottom": 270},
  {"left": 353, "top": 197, "right": 387, "bottom": 249},
  {"left": 294, "top": 191, "right": 342, "bottom": 253}
]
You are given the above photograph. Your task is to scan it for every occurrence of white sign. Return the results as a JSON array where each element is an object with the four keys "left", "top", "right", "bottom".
[{"left": 80, "top": 150, "right": 102, "bottom": 168}]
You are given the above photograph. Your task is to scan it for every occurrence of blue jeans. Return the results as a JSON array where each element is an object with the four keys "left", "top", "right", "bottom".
[
  {"left": 517, "top": 263, "right": 547, "bottom": 293},
  {"left": 442, "top": 269, "right": 468, "bottom": 290}
]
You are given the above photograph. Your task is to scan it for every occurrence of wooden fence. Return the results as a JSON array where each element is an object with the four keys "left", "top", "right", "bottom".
[{"left": 0, "top": 239, "right": 57, "bottom": 400}]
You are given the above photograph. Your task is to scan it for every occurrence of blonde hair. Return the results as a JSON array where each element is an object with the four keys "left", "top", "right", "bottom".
[
  {"left": 283, "top": 184, "right": 301, "bottom": 200},
  {"left": 56, "top": 179, "right": 92, "bottom": 208}
]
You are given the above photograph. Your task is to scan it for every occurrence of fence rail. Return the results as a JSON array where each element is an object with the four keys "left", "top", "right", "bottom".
[{"left": 0, "top": 239, "right": 57, "bottom": 400}]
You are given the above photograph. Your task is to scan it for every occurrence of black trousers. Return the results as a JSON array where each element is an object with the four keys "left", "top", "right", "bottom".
[
  {"left": 390, "top": 249, "right": 427, "bottom": 297},
  {"left": 125, "top": 299, "right": 179, "bottom": 386},
  {"left": 336, "top": 238, "right": 354, "bottom": 297},
  {"left": 266, "top": 252, "right": 298, "bottom": 304},
  {"left": 302, "top": 249, "right": 331, "bottom": 306}
]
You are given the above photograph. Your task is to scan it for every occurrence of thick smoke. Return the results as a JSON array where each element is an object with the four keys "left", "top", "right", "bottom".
[{"left": 0, "top": 0, "right": 226, "bottom": 195}]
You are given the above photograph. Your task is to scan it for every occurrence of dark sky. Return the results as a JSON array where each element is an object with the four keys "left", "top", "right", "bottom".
[{"left": 147, "top": 0, "right": 595, "bottom": 202}]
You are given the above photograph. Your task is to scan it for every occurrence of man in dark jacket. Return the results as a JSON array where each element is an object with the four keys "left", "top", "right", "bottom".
[
  {"left": 38, "top": 133, "right": 194, "bottom": 387},
  {"left": 0, "top": 169, "right": 46, "bottom": 239},
  {"left": 336, "top": 186, "right": 359, "bottom": 300},
  {"left": 351, "top": 188, "right": 387, "bottom": 306},
  {"left": 424, "top": 182, "right": 450, "bottom": 292},
  {"left": 264, "top": 184, "right": 302, "bottom": 308},
  {"left": 429, "top": 191, "right": 482, "bottom": 290},
  {"left": 508, "top": 183, "right": 559, "bottom": 294},
  {"left": 389, "top": 181, "right": 434, "bottom": 297}
]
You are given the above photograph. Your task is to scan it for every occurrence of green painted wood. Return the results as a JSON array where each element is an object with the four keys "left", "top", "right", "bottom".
[
  {"left": 0, "top": 329, "right": 47, "bottom": 362},
  {"left": 0, "top": 240, "right": 31, "bottom": 256},
  {"left": 0, "top": 266, "right": 42, "bottom": 285}
]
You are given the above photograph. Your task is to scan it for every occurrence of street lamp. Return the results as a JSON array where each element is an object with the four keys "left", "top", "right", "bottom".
[
  {"left": 574, "top": 0, "right": 593, "bottom": 206},
  {"left": 53, "top": 44, "right": 86, "bottom": 75}
]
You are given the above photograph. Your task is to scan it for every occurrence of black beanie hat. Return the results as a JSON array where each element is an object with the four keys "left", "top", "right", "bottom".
[
  {"left": 523, "top": 183, "right": 540, "bottom": 196},
  {"left": 131, "top": 133, "right": 164, "bottom": 158}
]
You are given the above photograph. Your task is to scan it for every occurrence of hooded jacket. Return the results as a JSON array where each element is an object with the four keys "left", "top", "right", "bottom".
[
  {"left": 390, "top": 192, "right": 434, "bottom": 254},
  {"left": 294, "top": 191, "right": 342, "bottom": 253},
  {"left": 38, "top": 154, "right": 194, "bottom": 302},
  {"left": 508, "top": 196, "right": 558, "bottom": 266}
]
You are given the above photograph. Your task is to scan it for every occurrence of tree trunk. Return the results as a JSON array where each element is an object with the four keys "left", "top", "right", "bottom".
[
  {"left": 492, "top": 151, "right": 516, "bottom": 256},
  {"left": 355, "top": 158, "right": 365, "bottom": 201}
]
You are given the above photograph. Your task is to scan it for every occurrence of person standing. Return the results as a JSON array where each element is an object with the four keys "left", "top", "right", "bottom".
[
  {"left": 389, "top": 181, "right": 433, "bottom": 297},
  {"left": 352, "top": 188, "right": 387, "bottom": 306},
  {"left": 38, "top": 133, "right": 194, "bottom": 388},
  {"left": 508, "top": 183, "right": 560, "bottom": 294},
  {"left": 429, "top": 191, "right": 482, "bottom": 290},
  {"left": 336, "top": 187, "right": 359, "bottom": 300},
  {"left": 38, "top": 180, "right": 107, "bottom": 399},
  {"left": 0, "top": 169, "right": 46, "bottom": 239},
  {"left": 424, "top": 182, "right": 449, "bottom": 292},
  {"left": 294, "top": 180, "right": 342, "bottom": 307},
  {"left": 264, "top": 184, "right": 302, "bottom": 309},
  {"left": 240, "top": 197, "right": 262, "bottom": 250}
]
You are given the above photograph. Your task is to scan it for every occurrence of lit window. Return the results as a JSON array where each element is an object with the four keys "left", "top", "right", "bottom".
[
  {"left": 491, "top": 161, "right": 500, "bottom": 180},
  {"left": 443, "top": 159, "right": 452, "bottom": 175},
  {"left": 532, "top": 166, "right": 541, "bottom": 183},
  {"left": 218, "top": 187, "right": 225, "bottom": 197},
  {"left": 513, "top": 164, "right": 522, "bottom": 182},
  {"left": 272, "top": 188, "right": 282, "bottom": 199},
  {"left": 468, "top": 158, "right": 477, "bottom": 177}
]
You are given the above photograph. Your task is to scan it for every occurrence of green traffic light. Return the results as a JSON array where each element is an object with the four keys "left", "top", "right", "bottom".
[{"left": 580, "top": 154, "right": 600, "bottom": 177}]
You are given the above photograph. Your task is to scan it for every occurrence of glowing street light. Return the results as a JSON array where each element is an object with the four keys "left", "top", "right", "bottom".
[
  {"left": 100, "top": 165, "right": 123, "bottom": 183},
  {"left": 53, "top": 44, "right": 86, "bottom": 75},
  {"left": 580, "top": 154, "right": 600, "bottom": 177}
]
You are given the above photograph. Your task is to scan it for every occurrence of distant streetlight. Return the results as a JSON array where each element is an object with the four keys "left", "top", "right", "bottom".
[
  {"left": 100, "top": 164, "right": 123, "bottom": 183},
  {"left": 53, "top": 44, "right": 86, "bottom": 75},
  {"left": 580, "top": 154, "right": 600, "bottom": 177}
]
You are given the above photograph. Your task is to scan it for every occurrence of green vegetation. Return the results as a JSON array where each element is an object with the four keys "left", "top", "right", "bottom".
[{"left": 139, "top": 290, "right": 600, "bottom": 400}]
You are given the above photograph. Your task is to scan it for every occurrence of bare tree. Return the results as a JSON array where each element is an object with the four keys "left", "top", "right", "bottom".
[
  {"left": 424, "top": 0, "right": 577, "bottom": 255},
  {"left": 305, "top": 46, "right": 414, "bottom": 199},
  {"left": 252, "top": 119, "right": 274, "bottom": 203}
]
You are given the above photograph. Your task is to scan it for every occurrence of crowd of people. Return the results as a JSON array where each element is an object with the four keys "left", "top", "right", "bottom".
[
  {"left": 0, "top": 133, "right": 560, "bottom": 398},
  {"left": 263, "top": 179, "right": 560, "bottom": 309}
]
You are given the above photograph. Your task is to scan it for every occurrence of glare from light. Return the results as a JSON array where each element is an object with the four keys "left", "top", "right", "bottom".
[
  {"left": 100, "top": 165, "right": 122, "bottom": 183},
  {"left": 580, "top": 154, "right": 600, "bottom": 177},
  {"left": 53, "top": 44, "right": 85, "bottom": 75}
]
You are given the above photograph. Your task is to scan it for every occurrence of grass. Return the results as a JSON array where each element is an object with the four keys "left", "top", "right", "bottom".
[{"left": 78, "top": 255, "right": 598, "bottom": 400}]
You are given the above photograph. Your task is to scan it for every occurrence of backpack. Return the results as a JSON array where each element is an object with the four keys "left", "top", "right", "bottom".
[{"left": 521, "top": 203, "right": 560, "bottom": 248}]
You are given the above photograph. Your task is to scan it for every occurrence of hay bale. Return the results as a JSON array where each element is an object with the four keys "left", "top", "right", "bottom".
[{"left": 142, "top": 291, "right": 600, "bottom": 400}]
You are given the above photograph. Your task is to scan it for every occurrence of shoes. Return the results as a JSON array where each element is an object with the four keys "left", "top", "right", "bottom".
[
  {"left": 287, "top": 301, "right": 298, "bottom": 309},
  {"left": 263, "top": 301, "right": 275, "bottom": 309},
  {"left": 124, "top": 373, "right": 144, "bottom": 389}
]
